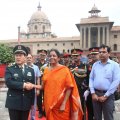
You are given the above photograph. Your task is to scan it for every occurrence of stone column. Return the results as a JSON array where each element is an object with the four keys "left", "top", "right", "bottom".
[
  {"left": 102, "top": 27, "right": 105, "bottom": 44},
  {"left": 98, "top": 27, "right": 100, "bottom": 47},
  {"left": 84, "top": 27, "right": 86, "bottom": 49},
  {"left": 106, "top": 26, "right": 109, "bottom": 46},
  {"left": 80, "top": 27, "right": 82, "bottom": 48},
  {"left": 88, "top": 27, "right": 91, "bottom": 48}
]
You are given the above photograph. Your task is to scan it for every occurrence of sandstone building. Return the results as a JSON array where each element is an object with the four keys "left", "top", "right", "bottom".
[{"left": 0, "top": 3, "right": 120, "bottom": 59}]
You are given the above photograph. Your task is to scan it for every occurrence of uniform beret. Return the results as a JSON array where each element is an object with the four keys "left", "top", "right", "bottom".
[
  {"left": 89, "top": 47, "right": 99, "bottom": 54},
  {"left": 71, "top": 49, "right": 83, "bottom": 55}
]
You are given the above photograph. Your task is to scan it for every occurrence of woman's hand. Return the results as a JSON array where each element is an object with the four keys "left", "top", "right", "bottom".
[{"left": 34, "top": 85, "right": 42, "bottom": 90}]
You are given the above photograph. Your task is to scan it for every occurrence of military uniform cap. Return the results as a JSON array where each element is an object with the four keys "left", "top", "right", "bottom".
[
  {"left": 89, "top": 47, "right": 99, "bottom": 54},
  {"left": 63, "top": 53, "right": 71, "bottom": 58},
  {"left": 71, "top": 49, "right": 83, "bottom": 55},
  {"left": 13, "top": 45, "right": 28, "bottom": 55},
  {"left": 38, "top": 49, "right": 47, "bottom": 55}
]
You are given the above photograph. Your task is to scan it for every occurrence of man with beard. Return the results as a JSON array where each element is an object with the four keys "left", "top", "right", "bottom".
[{"left": 69, "top": 48, "right": 88, "bottom": 120}]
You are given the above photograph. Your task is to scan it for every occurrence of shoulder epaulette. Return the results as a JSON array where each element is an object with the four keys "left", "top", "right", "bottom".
[{"left": 8, "top": 63, "right": 15, "bottom": 67}]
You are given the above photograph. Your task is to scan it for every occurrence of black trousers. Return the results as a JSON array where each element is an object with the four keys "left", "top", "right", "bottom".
[
  {"left": 37, "top": 90, "right": 43, "bottom": 114},
  {"left": 86, "top": 94, "right": 94, "bottom": 120},
  {"left": 8, "top": 109, "right": 29, "bottom": 120}
]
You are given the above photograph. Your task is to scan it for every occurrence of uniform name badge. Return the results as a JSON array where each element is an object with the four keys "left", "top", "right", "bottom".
[
  {"left": 14, "top": 73, "right": 19, "bottom": 79},
  {"left": 27, "top": 72, "right": 32, "bottom": 77}
]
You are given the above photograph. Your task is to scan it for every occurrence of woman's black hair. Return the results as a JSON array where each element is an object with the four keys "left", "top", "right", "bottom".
[{"left": 49, "top": 48, "right": 61, "bottom": 58}]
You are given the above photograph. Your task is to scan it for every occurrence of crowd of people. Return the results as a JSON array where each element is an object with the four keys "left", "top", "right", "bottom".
[{"left": 4, "top": 44, "right": 120, "bottom": 120}]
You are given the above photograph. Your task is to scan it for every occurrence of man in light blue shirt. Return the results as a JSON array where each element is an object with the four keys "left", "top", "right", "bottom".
[
  {"left": 27, "top": 53, "right": 41, "bottom": 120},
  {"left": 89, "top": 44, "right": 120, "bottom": 120}
]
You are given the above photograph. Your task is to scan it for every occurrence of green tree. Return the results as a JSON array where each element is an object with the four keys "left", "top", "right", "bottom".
[{"left": 0, "top": 44, "right": 14, "bottom": 64}]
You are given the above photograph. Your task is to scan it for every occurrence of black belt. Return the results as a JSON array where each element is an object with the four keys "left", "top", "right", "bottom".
[{"left": 95, "top": 89, "right": 107, "bottom": 93}]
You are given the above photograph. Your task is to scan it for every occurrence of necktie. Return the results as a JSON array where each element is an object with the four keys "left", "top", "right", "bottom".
[{"left": 20, "top": 66, "right": 24, "bottom": 74}]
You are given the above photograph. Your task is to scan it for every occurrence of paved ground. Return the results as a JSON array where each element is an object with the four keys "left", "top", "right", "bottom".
[
  {"left": 0, "top": 88, "right": 9, "bottom": 120},
  {"left": 0, "top": 77, "right": 120, "bottom": 120}
]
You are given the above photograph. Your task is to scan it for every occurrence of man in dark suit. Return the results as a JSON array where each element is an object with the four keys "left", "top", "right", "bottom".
[{"left": 5, "top": 45, "right": 35, "bottom": 120}]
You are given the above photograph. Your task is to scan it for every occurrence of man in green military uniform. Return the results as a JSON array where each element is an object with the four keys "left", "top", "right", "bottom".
[
  {"left": 84, "top": 47, "right": 99, "bottom": 120},
  {"left": 5, "top": 45, "right": 35, "bottom": 120},
  {"left": 69, "top": 48, "right": 89, "bottom": 120}
]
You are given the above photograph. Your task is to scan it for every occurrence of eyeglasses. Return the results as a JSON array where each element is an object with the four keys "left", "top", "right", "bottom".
[{"left": 99, "top": 51, "right": 108, "bottom": 54}]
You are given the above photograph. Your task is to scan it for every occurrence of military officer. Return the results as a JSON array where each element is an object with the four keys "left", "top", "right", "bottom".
[
  {"left": 5, "top": 45, "right": 35, "bottom": 120},
  {"left": 62, "top": 52, "right": 71, "bottom": 67},
  {"left": 84, "top": 47, "right": 99, "bottom": 120},
  {"left": 69, "top": 48, "right": 89, "bottom": 120}
]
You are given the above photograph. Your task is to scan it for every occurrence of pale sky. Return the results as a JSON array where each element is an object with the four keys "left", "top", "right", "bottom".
[{"left": 0, "top": 0, "right": 120, "bottom": 40}]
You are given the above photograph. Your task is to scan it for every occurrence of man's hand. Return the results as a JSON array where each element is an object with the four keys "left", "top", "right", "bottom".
[
  {"left": 98, "top": 95, "right": 108, "bottom": 102},
  {"left": 23, "top": 82, "right": 34, "bottom": 90},
  {"left": 36, "top": 89, "right": 40, "bottom": 96},
  {"left": 92, "top": 93, "right": 99, "bottom": 101}
]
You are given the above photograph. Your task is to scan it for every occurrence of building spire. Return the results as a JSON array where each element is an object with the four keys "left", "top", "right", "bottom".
[
  {"left": 37, "top": 2, "right": 41, "bottom": 11},
  {"left": 89, "top": 4, "right": 101, "bottom": 17}
]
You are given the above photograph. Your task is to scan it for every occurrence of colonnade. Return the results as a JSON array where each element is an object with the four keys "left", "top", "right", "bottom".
[{"left": 80, "top": 26, "right": 110, "bottom": 49}]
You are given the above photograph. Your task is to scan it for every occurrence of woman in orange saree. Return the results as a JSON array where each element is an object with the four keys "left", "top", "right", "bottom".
[{"left": 40, "top": 49, "right": 83, "bottom": 120}]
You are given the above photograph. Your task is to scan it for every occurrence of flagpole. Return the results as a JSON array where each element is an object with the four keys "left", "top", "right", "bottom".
[{"left": 18, "top": 26, "right": 20, "bottom": 45}]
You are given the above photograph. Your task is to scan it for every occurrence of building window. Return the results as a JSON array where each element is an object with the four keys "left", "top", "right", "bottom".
[
  {"left": 71, "top": 43, "right": 73, "bottom": 46},
  {"left": 114, "top": 44, "right": 117, "bottom": 51},
  {"left": 37, "top": 44, "right": 39, "bottom": 47},
  {"left": 63, "top": 43, "right": 65, "bottom": 46},
  {"left": 67, "top": 49, "right": 69, "bottom": 53},
  {"left": 34, "top": 25, "right": 37, "bottom": 30},
  {"left": 55, "top": 43, "right": 57, "bottom": 46},
  {"left": 43, "top": 26, "right": 45, "bottom": 33},
  {"left": 47, "top": 43, "right": 49, "bottom": 46},
  {"left": 114, "top": 35, "right": 117, "bottom": 38}
]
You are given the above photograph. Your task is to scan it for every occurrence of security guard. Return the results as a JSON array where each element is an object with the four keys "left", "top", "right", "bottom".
[{"left": 5, "top": 45, "right": 35, "bottom": 120}]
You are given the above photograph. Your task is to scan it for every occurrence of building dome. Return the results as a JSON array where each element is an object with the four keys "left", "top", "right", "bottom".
[
  {"left": 30, "top": 10, "right": 48, "bottom": 21},
  {"left": 28, "top": 3, "right": 50, "bottom": 24},
  {"left": 89, "top": 4, "right": 101, "bottom": 13},
  {"left": 91, "top": 5, "right": 98, "bottom": 11},
  {"left": 27, "top": 3, "right": 51, "bottom": 39}
]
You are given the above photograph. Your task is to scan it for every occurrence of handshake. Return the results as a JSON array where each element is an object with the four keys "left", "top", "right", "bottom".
[{"left": 23, "top": 82, "right": 42, "bottom": 90}]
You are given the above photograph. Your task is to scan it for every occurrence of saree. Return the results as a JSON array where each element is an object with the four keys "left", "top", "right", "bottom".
[{"left": 42, "top": 65, "right": 83, "bottom": 120}]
